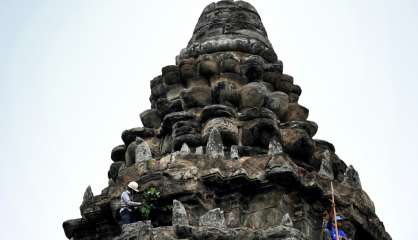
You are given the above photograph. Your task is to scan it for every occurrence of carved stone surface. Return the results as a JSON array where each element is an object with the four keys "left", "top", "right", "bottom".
[
  {"left": 134, "top": 138, "right": 152, "bottom": 163},
  {"left": 281, "top": 213, "right": 294, "bottom": 227},
  {"left": 172, "top": 200, "right": 189, "bottom": 226},
  {"left": 63, "top": 1, "right": 391, "bottom": 240},
  {"left": 343, "top": 165, "right": 362, "bottom": 189},
  {"left": 82, "top": 186, "right": 94, "bottom": 204},
  {"left": 199, "top": 208, "right": 225, "bottom": 229},
  {"left": 318, "top": 150, "right": 335, "bottom": 179},
  {"left": 268, "top": 139, "right": 283, "bottom": 155},
  {"left": 206, "top": 128, "right": 224, "bottom": 159},
  {"left": 111, "top": 145, "right": 126, "bottom": 162}
]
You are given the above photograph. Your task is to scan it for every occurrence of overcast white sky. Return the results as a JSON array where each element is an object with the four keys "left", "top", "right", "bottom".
[{"left": 1, "top": 0, "right": 417, "bottom": 239}]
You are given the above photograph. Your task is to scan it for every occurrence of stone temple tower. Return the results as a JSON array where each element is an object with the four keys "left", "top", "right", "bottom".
[{"left": 63, "top": 1, "right": 391, "bottom": 239}]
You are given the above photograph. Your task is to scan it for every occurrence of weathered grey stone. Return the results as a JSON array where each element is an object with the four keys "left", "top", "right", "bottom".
[
  {"left": 212, "top": 79, "right": 241, "bottom": 106},
  {"left": 241, "top": 118, "right": 279, "bottom": 147},
  {"left": 220, "top": 56, "right": 240, "bottom": 74},
  {"left": 280, "top": 74, "right": 294, "bottom": 84},
  {"left": 343, "top": 165, "right": 362, "bottom": 189},
  {"left": 230, "top": 145, "right": 239, "bottom": 160},
  {"left": 111, "top": 145, "right": 126, "bottom": 162},
  {"left": 144, "top": 137, "right": 161, "bottom": 158},
  {"left": 171, "top": 120, "right": 202, "bottom": 150},
  {"left": 199, "top": 208, "right": 225, "bottom": 229},
  {"left": 265, "top": 62, "right": 283, "bottom": 74},
  {"left": 315, "top": 139, "right": 336, "bottom": 153},
  {"left": 280, "top": 120, "right": 318, "bottom": 138},
  {"left": 261, "top": 226, "right": 305, "bottom": 240},
  {"left": 274, "top": 82, "right": 293, "bottom": 97},
  {"left": 150, "top": 75, "right": 167, "bottom": 99},
  {"left": 332, "top": 156, "right": 348, "bottom": 182},
  {"left": 166, "top": 84, "right": 184, "bottom": 101},
  {"left": 238, "top": 107, "right": 276, "bottom": 121},
  {"left": 280, "top": 128, "right": 315, "bottom": 160},
  {"left": 265, "top": 91, "right": 289, "bottom": 119},
  {"left": 288, "top": 92, "right": 300, "bottom": 103},
  {"left": 202, "top": 117, "right": 239, "bottom": 146},
  {"left": 172, "top": 120, "right": 200, "bottom": 137},
  {"left": 200, "top": 104, "right": 236, "bottom": 123},
  {"left": 64, "top": 2, "right": 392, "bottom": 240},
  {"left": 285, "top": 103, "right": 309, "bottom": 122},
  {"left": 179, "top": 58, "right": 195, "bottom": 80},
  {"left": 281, "top": 213, "right": 293, "bottom": 227},
  {"left": 121, "top": 127, "right": 155, "bottom": 146},
  {"left": 180, "top": 86, "right": 212, "bottom": 109},
  {"left": 82, "top": 185, "right": 93, "bottom": 203},
  {"left": 263, "top": 71, "right": 281, "bottom": 85},
  {"left": 173, "top": 133, "right": 202, "bottom": 151},
  {"left": 268, "top": 139, "right": 283, "bottom": 155},
  {"left": 180, "top": 143, "right": 190, "bottom": 154},
  {"left": 134, "top": 137, "right": 152, "bottom": 163},
  {"left": 195, "top": 146, "right": 203, "bottom": 154},
  {"left": 140, "top": 109, "right": 161, "bottom": 129},
  {"left": 266, "top": 155, "right": 299, "bottom": 187},
  {"left": 261, "top": 81, "right": 275, "bottom": 92},
  {"left": 155, "top": 98, "right": 183, "bottom": 116},
  {"left": 179, "top": 0, "right": 278, "bottom": 63},
  {"left": 318, "top": 150, "right": 334, "bottom": 179},
  {"left": 161, "top": 111, "right": 195, "bottom": 134},
  {"left": 291, "top": 84, "right": 302, "bottom": 96},
  {"left": 113, "top": 221, "right": 151, "bottom": 240},
  {"left": 237, "top": 145, "right": 268, "bottom": 156},
  {"left": 125, "top": 138, "right": 139, "bottom": 166},
  {"left": 240, "top": 56, "right": 264, "bottom": 81},
  {"left": 172, "top": 200, "right": 189, "bottom": 226},
  {"left": 107, "top": 162, "right": 123, "bottom": 181},
  {"left": 197, "top": 59, "right": 219, "bottom": 77},
  {"left": 240, "top": 82, "right": 268, "bottom": 108},
  {"left": 186, "top": 76, "right": 210, "bottom": 89},
  {"left": 206, "top": 128, "right": 224, "bottom": 159},
  {"left": 162, "top": 65, "right": 181, "bottom": 85},
  {"left": 160, "top": 134, "right": 174, "bottom": 154}
]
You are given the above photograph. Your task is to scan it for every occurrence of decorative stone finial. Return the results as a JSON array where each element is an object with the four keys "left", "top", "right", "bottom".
[
  {"left": 281, "top": 213, "right": 294, "bottom": 227},
  {"left": 82, "top": 185, "right": 93, "bottom": 203},
  {"left": 268, "top": 138, "right": 283, "bottom": 155},
  {"left": 206, "top": 128, "right": 224, "bottom": 159},
  {"left": 134, "top": 137, "right": 152, "bottom": 163},
  {"left": 172, "top": 200, "right": 189, "bottom": 226},
  {"left": 180, "top": 143, "right": 191, "bottom": 154},
  {"left": 343, "top": 165, "right": 362, "bottom": 189},
  {"left": 318, "top": 150, "right": 334, "bottom": 180}
]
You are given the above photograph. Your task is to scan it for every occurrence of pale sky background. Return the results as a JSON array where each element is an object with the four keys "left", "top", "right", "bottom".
[{"left": 1, "top": 0, "right": 417, "bottom": 239}]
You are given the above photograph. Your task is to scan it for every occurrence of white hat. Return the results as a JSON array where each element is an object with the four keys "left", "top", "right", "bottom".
[{"left": 127, "top": 181, "right": 139, "bottom": 192}]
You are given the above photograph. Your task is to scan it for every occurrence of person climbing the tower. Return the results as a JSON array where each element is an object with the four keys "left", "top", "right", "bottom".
[
  {"left": 119, "top": 181, "right": 143, "bottom": 224},
  {"left": 324, "top": 214, "right": 349, "bottom": 240}
]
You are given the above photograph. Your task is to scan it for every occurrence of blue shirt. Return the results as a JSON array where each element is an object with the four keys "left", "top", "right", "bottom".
[{"left": 326, "top": 221, "right": 348, "bottom": 240}]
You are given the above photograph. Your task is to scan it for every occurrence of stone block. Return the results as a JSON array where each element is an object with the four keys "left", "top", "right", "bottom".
[
  {"left": 180, "top": 86, "right": 212, "bottom": 109},
  {"left": 140, "top": 109, "right": 161, "bottom": 129},
  {"left": 199, "top": 208, "right": 225, "bottom": 228},
  {"left": 172, "top": 200, "right": 189, "bottom": 226},
  {"left": 240, "top": 82, "right": 268, "bottom": 108},
  {"left": 206, "top": 128, "right": 224, "bottom": 159},
  {"left": 111, "top": 145, "right": 126, "bottom": 162},
  {"left": 285, "top": 103, "right": 309, "bottom": 122},
  {"left": 280, "top": 128, "right": 315, "bottom": 160}
]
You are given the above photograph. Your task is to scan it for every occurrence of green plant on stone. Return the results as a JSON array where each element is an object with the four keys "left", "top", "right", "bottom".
[{"left": 139, "top": 187, "right": 161, "bottom": 219}]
